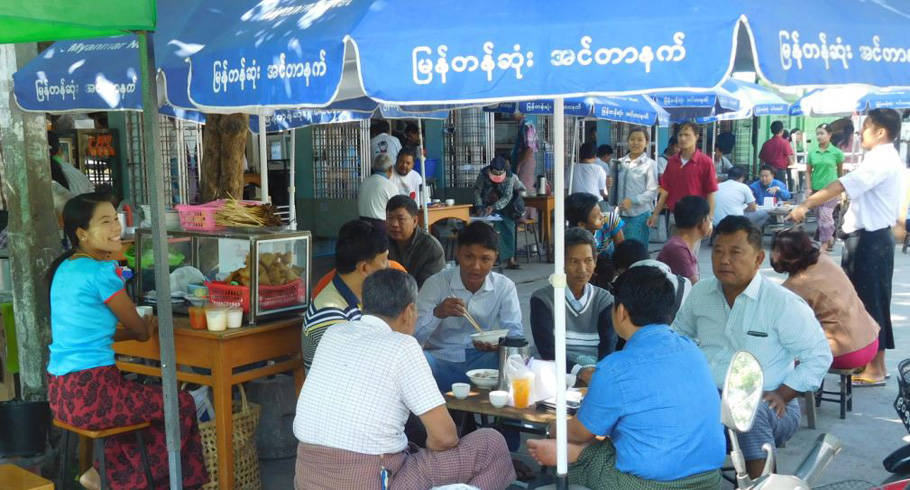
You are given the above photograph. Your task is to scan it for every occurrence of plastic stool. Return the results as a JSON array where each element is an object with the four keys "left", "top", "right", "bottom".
[
  {"left": 815, "top": 368, "right": 861, "bottom": 419},
  {"left": 54, "top": 419, "right": 153, "bottom": 490}
]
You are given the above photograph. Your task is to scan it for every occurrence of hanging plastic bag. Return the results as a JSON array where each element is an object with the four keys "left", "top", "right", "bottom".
[
  {"left": 189, "top": 385, "right": 215, "bottom": 423},
  {"left": 170, "top": 266, "right": 207, "bottom": 295},
  {"left": 505, "top": 354, "right": 535, "bottom": 409}
]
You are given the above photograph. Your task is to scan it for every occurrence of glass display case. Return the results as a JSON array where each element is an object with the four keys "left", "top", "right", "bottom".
[{"left": 134, "top": 228, "right": 311, "bottom": 324}]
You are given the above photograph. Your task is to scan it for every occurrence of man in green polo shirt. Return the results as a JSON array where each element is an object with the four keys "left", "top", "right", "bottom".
[{"left": 806, "top": 123, "right": 845, "bottom": 250}]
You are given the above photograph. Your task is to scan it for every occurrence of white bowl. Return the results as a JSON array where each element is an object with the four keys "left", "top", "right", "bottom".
[
  {"left": 466, "top": 369, "right": 500, "bottom": 389},
  {"left": 489, "top": 390, "right": 509, "bottom": 408},
  {"left": 469, "top": 329, "right": 509, "bottom": 346}
]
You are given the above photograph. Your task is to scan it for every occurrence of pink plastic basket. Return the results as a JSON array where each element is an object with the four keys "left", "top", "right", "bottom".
[
  {"left": 206, "top": 278, "right": 305, "bottom": 313},
  {"left": 175, "top": 201, "right": 226, "bottom": 231},
  {"left": 175, "top": 200, "right": 262, "bottom": 231}
]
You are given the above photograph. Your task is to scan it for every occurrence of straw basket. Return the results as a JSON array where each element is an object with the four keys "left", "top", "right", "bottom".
[{"left": 199, "top": 385, "right": 261, "bottom": 490}]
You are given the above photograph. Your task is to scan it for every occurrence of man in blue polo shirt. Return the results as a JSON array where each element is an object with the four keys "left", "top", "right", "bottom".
[
  {"left": 750, "top": 165, "right": 792, "bottom": 204},
  {"left": 527, "top": 266, "right": 725, "bottom": 489}
]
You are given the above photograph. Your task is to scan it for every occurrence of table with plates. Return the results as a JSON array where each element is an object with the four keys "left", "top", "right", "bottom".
[
  {"left": 444, "top": 386, "right": 584, "bottom": 434},
  {"left": 419, "top": 204, "right": 472, "bottom": 228}
]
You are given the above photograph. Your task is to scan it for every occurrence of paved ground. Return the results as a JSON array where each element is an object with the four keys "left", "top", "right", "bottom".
[{"left": 262, "top": 231, "right": 910, "bottom": 488}]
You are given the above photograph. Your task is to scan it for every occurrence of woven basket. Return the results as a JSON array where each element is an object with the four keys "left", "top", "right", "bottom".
[{"left": 199, "top": 385, "right": 261, "bottom": 490}]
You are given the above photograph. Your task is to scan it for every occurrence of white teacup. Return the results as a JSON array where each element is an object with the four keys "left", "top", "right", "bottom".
[
  {"left": 452, "top": 382, "right": 471, "bottom": 399},
  {"left": 489, "top": 390, "right": 509, "bottom": 408},
  {"left": 445, "top": 199, "right": 455, "bottom": 206}
]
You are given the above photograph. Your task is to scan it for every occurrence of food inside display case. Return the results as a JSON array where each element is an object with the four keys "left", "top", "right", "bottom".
[{"left": 134, "top": 228, "right": 311, "bottom": 324}]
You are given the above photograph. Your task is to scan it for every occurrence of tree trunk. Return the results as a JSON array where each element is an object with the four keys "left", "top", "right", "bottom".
[
  {"left": 0, "top": 44, "right": 61, "bottom": 401},
  {"left": 201, "top": 113, "right": 248, "bottom": 201}
]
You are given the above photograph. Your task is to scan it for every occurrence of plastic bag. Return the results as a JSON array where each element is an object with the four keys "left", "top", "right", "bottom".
[
  {"left": 189, "top": 385, "right": 215, "bottom": 423},
  {"left": 505, "top": 354, "right": 535, "bottom": 408},
  {"left": 170, "top": 266, "right": 207, "bottom": 295}
]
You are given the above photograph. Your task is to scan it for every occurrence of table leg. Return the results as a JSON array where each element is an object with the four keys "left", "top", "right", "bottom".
[
  {"left": 542, "top": 205, "right": 553, "bottom": 262},
  {"left": 213, "top": 366, "right": 234, "bottom": 489}
]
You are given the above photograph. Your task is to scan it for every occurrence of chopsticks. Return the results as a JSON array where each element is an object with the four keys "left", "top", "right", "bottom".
[
  {"left": 449, "top": 293, "right": 484, "bottom": 333},
  {"left": 463, "top": 311, "right": 484, "bottom": 333}
]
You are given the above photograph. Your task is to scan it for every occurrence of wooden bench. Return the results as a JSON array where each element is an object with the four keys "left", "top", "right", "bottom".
[
  {"left": 0, "top": 464, "right": 53, "bottom": 490},
  {"left": 54, "top": 419, "right": 153, "bottom": 490}
]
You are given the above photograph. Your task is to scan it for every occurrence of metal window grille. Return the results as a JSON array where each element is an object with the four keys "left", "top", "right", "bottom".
[
  {"left": 124, "top": 113, "right": 202, "bottom": 206},
  {"left": 444, "top": 107, "right": 494, "bottom": 188},
  {"left": 536, "top": 115, "right": 580, "bottom": 186},
  {"left": 312, "top": 120, "right": 370, "bottom": 199},
  {"left": 732, "top": 119, "right": 755, "bottom": 173}
]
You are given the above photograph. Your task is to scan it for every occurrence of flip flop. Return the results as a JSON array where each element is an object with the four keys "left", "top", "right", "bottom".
[{"left": 852, "top": 375, "right": 886, "bottom": 387}]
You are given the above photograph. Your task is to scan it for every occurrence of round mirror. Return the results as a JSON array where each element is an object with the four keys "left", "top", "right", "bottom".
[{"left": 721, "top": 351, "right": 764, "bottom": 432}]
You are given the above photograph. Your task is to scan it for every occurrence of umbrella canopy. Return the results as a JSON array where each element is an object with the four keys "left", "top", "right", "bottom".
[
  {"left": 181, "top": 0, "right": 746, "bottom": 111},
  {"left": 485, "top": 95, "right": 669, "bottom": 126},
  {"left": 790, "top": 85, "right": 910, "bottom": 116},
  {"left": 248, "top": 104, "right": 449, "bottom": 133},
  {"left": 743, "top": 0, "right": 910, "bottom": 89},
  {"left": 650, "top": 90, "right": 741, "bottom": 122},
  {"left": 0, "top": 0, "right": 155, "bottom": 43},
  {"left": 702, "top": 79, "right": 790, "bottom": 122}
]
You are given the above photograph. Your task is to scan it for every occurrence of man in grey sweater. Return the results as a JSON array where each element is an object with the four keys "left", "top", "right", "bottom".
[
  {"left": 531, "top": 227, "right": 617, "bottom": 382},
  {"left": 386, "top": 195, "right": 446, "bottom": 288}
]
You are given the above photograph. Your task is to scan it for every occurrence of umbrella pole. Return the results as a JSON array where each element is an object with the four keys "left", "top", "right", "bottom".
[
  {"left": 138, "top": 31, "right": 183, "bottom": 490},
  {"left": 552, "top": 98, "right": 569, "bottom": 489},
  {"left": 259, "top": 112, "right": 270, "bottom": 202},
  {"left": 289, "top": 129, "right": 297, "bottom": 229},
  {"left": 417, "top": 118, "right": 430, "bottom": 232}
]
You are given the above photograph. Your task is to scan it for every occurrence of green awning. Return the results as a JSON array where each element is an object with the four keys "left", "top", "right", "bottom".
[{"left": 0, "top": 0, "right": 156, "bottom": 43}]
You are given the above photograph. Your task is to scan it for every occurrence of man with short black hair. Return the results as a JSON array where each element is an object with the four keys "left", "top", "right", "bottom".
[
  {"left": 657, "top": 195, "right": 711, "bottom": 283},
  {"left": 750, "top": 165, "right": 792, "bottom": 204},
  {"left": 416, "top": 222, "right": 522, "bottom": 391},
  {"left": 595, "top": 144, "right": 614, "bottom": 181},
  {"left": 759, "top": 120, "right": 795, "bottom": 183},
  {"left": 390, "top": 148, "right": 423, "bottom": 200},
  {"left": 386, "top": 195, "right": 445, "bottom": 288},
  {"left": 569, "top": 141, "right": 609, "bottom": 202},
  {"left": 716, "top": 166, "right": 768, "bottom": 228},
  {"left": 294, "top": 269, "right": 515, "bottom": 489},
  {"left": 648, "top": 122, "right": 718, "bottom": 229},
  {"left": 530, "top": 228, "right": 616, "bottom": 378},
  {"left": 674, "top": 216, "right": 831, "bottom": 479},
  {"left": 358, "top": 153, "right": 399, "bottom": 233},
  {"left": 789, "top": 108, "right": 904, "bottom": 385},
  {"left": 527, "top": 266, "right": 725, "bottom": 488},
  {"left": 302, "top": 219, "right": 389, "bottom": 369},
  {"left": 370, "top": 119, "right": 402, "bottom": 162}
]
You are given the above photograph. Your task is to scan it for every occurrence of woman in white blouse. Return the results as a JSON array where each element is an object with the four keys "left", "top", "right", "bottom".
[{"left": 614, "top": 127, "right": 658, "bottom": 245}]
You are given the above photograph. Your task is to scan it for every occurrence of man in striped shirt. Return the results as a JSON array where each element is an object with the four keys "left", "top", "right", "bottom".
[{"left": 302, "top": 219, "right": 389, "bottom": 369}]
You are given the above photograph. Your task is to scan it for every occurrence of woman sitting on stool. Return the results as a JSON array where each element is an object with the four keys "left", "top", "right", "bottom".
[{"left": 770, "top": 228, "right": 880, "bottom": 371}]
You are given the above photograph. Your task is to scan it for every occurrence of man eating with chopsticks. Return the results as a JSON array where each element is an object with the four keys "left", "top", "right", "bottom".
[{"left": 415, "top": 222, "right": 523, "bottom": 392}]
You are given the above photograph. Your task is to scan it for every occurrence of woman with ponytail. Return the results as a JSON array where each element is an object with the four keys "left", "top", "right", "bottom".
[{"left": 46, "top": 193, "right": 207, "bottom": 489}]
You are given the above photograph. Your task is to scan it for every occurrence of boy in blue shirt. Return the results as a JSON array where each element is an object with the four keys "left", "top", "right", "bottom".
[{"left": 527, "top": 266, "right": 725, "bottom": 489}]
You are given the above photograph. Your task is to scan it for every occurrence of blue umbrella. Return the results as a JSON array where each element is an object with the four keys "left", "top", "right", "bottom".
[
  {"left": 13, "top": 34, "right": 206, "bottom": 123},
  {"left": 701, "top": 79, "right": 789, "bottom": 122},
  {"left": 650, "top": 90, "right": 741, "bottom": 122},
  {"left": 485, "top": 95, "right": 669, "bottom": 126},
  {"left": 790, "top": 86, "right": 910, "bottom": 116},
  {"left": 249, "top": 105, "right": 449, "bottom": 133},
  {"left": 181, "top": 0, "right": 747, "bottom": 110},
  {"left": 742, "top": 0, "right": 910, "bottom": 89}
]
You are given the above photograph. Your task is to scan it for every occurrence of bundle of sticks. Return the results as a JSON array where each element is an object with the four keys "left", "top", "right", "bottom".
[{"left": 214, "top": 199, "right": 283, "bottom": 227}]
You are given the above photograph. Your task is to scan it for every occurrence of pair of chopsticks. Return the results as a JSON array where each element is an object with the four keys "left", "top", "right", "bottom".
[
  {"left": 463, "top": 311, "right": 484, "bottom": 333},
  {"left": 449, "top": 294, "right": 484, "bottom": 333}
]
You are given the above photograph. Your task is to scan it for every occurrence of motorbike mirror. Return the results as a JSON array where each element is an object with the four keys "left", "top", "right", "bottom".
[{"left": 721, "top": 351, "right": 764, "bottom": 432}]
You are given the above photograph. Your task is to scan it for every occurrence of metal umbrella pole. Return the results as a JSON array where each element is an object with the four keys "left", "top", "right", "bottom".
[
  {"left": 258, "top": 111, "right": 270, "bottom": 202},
  {"left": 552, "top": 97, "right": 569, "bottom": 489},
  {"left": 137, "top": 30, "right": 183, "bottom": 490},
  {"left": 288, "top": 129, "right": 297, "bottom": 229},
  {"left": 417, "top": 117, "right": 430, "bottom": 232}
]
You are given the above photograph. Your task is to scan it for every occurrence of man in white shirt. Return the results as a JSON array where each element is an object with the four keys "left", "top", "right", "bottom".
[
  {"left": 789, "top": 108, "right": 905, "bottom": 385},
  {"left": 674, "top": 216, "right": 831, "bottom": 478},
  {"left": 389, "top": 148, "right": 423, "bottom": 200},
  {"left": 714, "top": 166, "right": 768, "bottom": 228},
  {"left": 569, "top": 141, "right": 609, "bottom": 203},
  {"left": 370, "top": 119, "right": 402, "bottom": 163},
  {"left": 416, "top": 222, "right": 523, "bottom": 391},
  {"left": 293, "top": 269, "right": 515, "bottom": 489},
  {"left": 358, "top": 153, "right": 399, "bottom": 233},
  {"left": 49, "top": 132, "right": 95, "bottom": 215}
]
